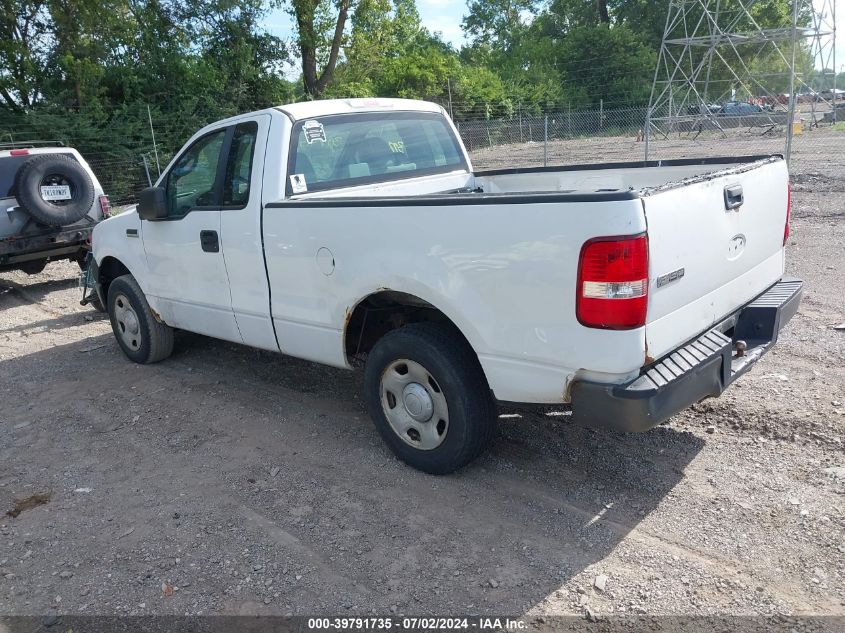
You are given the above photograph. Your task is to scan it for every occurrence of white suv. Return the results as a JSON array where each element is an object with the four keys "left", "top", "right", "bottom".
[{"left": 0, "top": 144, "right": 110, "bottom": 275}]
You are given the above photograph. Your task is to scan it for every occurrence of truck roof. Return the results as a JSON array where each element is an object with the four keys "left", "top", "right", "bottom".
[
  {"left": 277, "top": 98, "right": 443, "bottom": 121},
  {"left": 176, "top": 99, "right": 447, "bottom": 146}
]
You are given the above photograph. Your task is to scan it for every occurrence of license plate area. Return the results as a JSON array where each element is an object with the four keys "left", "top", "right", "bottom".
[{"left": 41, "top": 185, "right": 71, "bottom": 201}]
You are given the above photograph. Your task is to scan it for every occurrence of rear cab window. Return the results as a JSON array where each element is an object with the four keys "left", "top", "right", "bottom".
[{"left": 286, "top": 111, "right": 468, "bottom": 196}]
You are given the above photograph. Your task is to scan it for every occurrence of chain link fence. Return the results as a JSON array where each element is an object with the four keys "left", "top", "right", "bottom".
[
  {"left": 80, "top": 154, "right": 159, "bottom": 208},
  {"left": 3, "top": 100, "right": 842, "bottom": 207},
  {"left": 463, "top": 103, "right": 844, "bottom": 184}
]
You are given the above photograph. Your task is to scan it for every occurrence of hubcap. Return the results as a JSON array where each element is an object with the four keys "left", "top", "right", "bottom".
[
  {"left": 113, "top": 293, "right": 142, "bottom": 352},
  {"left": 402, "top": 383, "right": 434, "bottom": 422},
  {"left": 380, "top": 359, "right": 449, "bottom": 451}
]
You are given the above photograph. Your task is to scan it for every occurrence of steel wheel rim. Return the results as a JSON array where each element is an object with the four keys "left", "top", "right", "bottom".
[
  {"left": 113, "top": 293, "right": 142, "bottom": 352},
  {"left": 380, "top": 359, "right": 449, "bottom": 451}
]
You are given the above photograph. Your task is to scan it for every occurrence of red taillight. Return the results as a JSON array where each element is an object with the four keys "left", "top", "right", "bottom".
[
  {"left": 10, "top": 149, "right": 29, "bottom": 156},
  {"left": 784, "top": 181, "right": 791, "bottom": 245},
  {"left": 98, "top": 194, "right": 111, "bottom": 218},
  {"left": 577, "top": 235, "right": 649, "bottom": 330}
]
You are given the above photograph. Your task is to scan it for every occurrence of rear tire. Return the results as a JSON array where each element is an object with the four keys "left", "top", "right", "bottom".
[
  {"left": 107, "top": 274, "right": 173, "bottom": 364},
  {"left": 364, "top": 322, "right": 496, "bottom": 474},
  {"left": 13, "top": 154, "right": 95, "bottom": 226}
]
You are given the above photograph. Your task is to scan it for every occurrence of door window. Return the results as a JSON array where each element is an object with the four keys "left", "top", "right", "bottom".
[
  {"left": 164, "top": 129, "right": 226, "bottom": 218},
  {"left": 222, "top": 122, "right": 258, "bottom": 207}
]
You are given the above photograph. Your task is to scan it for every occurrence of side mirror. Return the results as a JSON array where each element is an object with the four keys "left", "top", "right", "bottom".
[{"left": 138, "top": 186, "right": 168, "bottom": 221}]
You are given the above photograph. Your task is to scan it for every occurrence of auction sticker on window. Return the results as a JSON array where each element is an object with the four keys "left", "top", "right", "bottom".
[
  {"left": 290, "top": 174, "right": 308, "bottom": 194},
  {"left": 41, "top": 185, "right": 72, "bottom": 201},
  {"left": 303, "top": 120, "right": 327, "bottom": 144}
]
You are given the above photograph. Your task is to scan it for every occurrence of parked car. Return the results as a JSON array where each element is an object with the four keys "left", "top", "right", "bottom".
[
  {"left": 717, "top": 101, "right": 764, "bottom": 116},
  {"left": 1, "top": 145, "right": 110, "bottom": 278},
  {"left": 819, "top": 89, "right": 845, "bottom": 101},
  {"left": 90, "top": 98, "right": 801, "bottom": 474},
  {"left": 685, "top": 102, "right": 721, "bottom": 115}
]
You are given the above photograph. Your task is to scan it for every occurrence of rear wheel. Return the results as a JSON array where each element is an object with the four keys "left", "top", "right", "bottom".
[
  {"left": 364, "top": 323, "right": 496, "bottom": 474},
  {"left": 107, "top": 275, "right": 173, "bottom": 364},
  {"left": 13, "top": 154, "right": 95, "bottom": 226}
]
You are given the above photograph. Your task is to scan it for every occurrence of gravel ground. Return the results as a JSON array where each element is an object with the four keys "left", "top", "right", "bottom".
[{"left": 0, "top": 148, "right": 843, "bottom": 624}]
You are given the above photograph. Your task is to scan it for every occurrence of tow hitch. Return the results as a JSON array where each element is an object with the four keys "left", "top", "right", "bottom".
[{"left": 78, "top": 252, "right": 101, "bottom": 309}]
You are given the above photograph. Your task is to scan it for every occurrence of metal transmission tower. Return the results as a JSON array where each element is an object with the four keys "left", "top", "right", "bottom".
[{"left": 645, "top": 0, "right": 838, "bottom": 161}]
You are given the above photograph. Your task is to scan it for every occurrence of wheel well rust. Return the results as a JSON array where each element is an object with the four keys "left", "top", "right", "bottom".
[{"left": 344, "top": 290, "right": 472, "bottom": 366}]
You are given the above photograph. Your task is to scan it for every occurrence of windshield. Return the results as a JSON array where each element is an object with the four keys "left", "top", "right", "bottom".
[{"left": 286, "top": 111, "right": 468, "bottom": 196}]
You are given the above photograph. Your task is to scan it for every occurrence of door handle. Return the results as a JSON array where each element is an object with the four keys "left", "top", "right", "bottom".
[
  {"left": 724, "top": 184, "right": 744, "bottom": 210},
  {"left": 199, "top": 230, "right": 219, "bottom": 253}
]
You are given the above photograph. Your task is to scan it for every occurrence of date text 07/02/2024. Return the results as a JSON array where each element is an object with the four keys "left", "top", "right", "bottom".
[{"left": 307, "top": 617, "right": 528, "bottom": 630}]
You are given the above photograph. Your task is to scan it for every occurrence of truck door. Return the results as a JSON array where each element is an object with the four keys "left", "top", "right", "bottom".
[
  {"left": 217, "top": 116, "right": 278, "bottom": 351},
  {"left": 141, "top": 127, "right": 242, "bottom": 343}
]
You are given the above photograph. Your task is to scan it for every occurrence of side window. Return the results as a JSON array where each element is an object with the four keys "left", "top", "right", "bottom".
[
  {"left": 223, "top": 122, "right": 258, "bottom": 207},
  {"left": 164, "top": 129, "right": 226, "bottom": 218}
]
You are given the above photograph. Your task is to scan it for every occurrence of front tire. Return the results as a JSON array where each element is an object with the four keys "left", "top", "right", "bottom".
[
  {"left": 89, "top": 295, "right": 106, "bottom": 313},
  {"left": 107, "top": 274, "right": 173, "bottom": 364},
  {"left": 364, "top": 323, "right": 496, "bottom": 474}
]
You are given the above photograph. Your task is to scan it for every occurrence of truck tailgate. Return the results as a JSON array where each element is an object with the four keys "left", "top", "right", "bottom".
[{"left": 643, "top": 157, "right": 789, "bottom": 360}]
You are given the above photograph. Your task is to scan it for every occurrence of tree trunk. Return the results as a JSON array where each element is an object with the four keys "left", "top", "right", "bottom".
[
  {"left": 293, "top": 0, "right": 351, "bottom": 99},
  {"left": 597, "top": 0, "right": 609, "bottom": 24}
]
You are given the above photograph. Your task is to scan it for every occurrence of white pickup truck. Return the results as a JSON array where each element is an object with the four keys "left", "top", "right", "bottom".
[{"left": 91, "top": 98, "right": 801, "bottom": 474}]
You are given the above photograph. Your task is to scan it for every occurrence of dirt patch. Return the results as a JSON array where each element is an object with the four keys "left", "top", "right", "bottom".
[
  {"left": 0, "top": 156, "right": 842, "bottom": 619},
  {"left": 6, "top": 493, "right": 51, "bottom": 518}
]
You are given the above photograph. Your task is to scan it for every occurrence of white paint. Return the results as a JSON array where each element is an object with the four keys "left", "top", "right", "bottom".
[{"left": 93, "top": 100, "right": 789, "bottom": 406}]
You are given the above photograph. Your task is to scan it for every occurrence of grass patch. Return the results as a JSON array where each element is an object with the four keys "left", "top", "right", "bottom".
[{"left": 833, "top": 122, "right": 845, "bottom": 132}]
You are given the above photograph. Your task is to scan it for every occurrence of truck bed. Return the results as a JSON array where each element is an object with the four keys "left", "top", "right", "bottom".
[
  {"left": 271, "top": 155, "right": 788, "bottom": 403},
  {"left": 473, "top": 155, "right": 780, "bottom": 196}
]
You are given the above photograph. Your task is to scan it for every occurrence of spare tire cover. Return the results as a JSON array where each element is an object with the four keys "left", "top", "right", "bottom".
[{"left": 13, "top": 153, "right": 96, "bottom": 227}]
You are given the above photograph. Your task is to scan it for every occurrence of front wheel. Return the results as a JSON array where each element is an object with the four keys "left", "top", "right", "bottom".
[
  {"left": 364, "top": 323, "right": 496, "bottom": 474},
  {"left": 107, "top": 274, "right": 173, "bottom": 364}
]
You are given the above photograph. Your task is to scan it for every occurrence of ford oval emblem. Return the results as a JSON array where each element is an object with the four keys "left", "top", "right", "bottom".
[{"left": 727, "top": 234, "right": 746, "bottom": 261}]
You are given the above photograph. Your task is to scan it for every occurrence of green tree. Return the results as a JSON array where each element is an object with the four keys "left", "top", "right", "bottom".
[
  {"left": 462, "top": 0, "right": 537, "bottom": 52},
  {"left": 288, "top": 0, "right": 353, "bottom": 98},
  {"left": 374, "top": 32, "right": 459, "bottom": 99},
  {"left": 0, "top": 0, "right": 50, "bottom": 110},
  {"left": 462, "top": 0, "right": 567, "bottom": 105},
  {"left": 329, "top": 0, "right": 422, "bottom": 94},
  {"left": 451, "top": 65, "right": 512, "bottom": 120},
  {"left": 555, "top": 23, "right": 656, "bottom": 107},
  {"left": 326, "top": 1, "right": 470, "bottom": 104}
]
